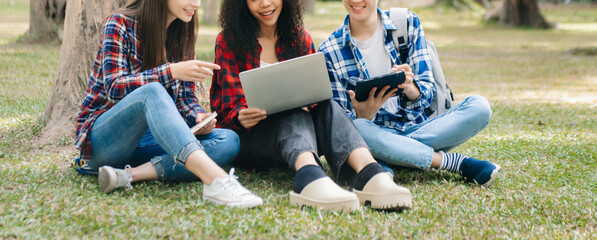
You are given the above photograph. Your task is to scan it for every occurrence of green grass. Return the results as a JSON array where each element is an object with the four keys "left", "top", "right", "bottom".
[{"left": 1, "top": 0, "right": 596, "bottom": 238}]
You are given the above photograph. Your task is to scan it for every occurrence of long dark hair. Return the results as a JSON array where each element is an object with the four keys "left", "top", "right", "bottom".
[
  {"left": 122, "top": 0, "right": 197, "bottom": 71},
  {"left": 218, "top": 0, "right": 308, "bottom": 64}
]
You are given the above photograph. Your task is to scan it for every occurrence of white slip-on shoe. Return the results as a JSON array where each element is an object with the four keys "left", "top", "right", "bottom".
[
  {"left": 98, "top": 165, "right": 133, "bottom": 194},
  {"left": 352, "top": 172, "right": 412, "bottom": 210},
  {"left": 202, "top": 168, "right": 263, "bottom": 209},
  {"left": 289, "top": 177, "right": 361, "bottom": 212}
]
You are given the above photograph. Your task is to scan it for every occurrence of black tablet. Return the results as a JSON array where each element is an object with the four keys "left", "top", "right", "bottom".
[{"left": 355, "top": 70, "right": 406, "bottom": 102}]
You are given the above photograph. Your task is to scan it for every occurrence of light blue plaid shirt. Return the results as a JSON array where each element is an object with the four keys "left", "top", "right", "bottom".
[{"left": 318, "top": 8, "right": 435, "bottom": 132}]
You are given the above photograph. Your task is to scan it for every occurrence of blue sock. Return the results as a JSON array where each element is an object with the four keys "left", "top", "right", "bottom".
[
  {"left": 292, "top": 165, "right": 327, "bottom": 194},
  {"left": 439, "top": 151, "right": 467, "bottom": 173}
]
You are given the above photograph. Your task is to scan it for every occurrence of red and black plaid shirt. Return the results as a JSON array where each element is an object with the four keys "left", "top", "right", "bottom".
[
  {"left": 75, "top": 14, "right": 204, "bottom": 163},
  {"left": 210, "top": 30, "right": 316, "bottom": 132}
]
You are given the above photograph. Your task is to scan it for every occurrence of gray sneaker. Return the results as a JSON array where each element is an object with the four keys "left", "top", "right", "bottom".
[
  {"left": 203, "top": 168, "right": 263, "bottom": 208},
  {"left": 98, "top": 165, "right": 133, "bottom": 193}
]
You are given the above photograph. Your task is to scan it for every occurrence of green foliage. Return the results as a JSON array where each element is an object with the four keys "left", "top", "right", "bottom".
[{"left": 1, "top": 1, "right": 596, "bottom": 238}]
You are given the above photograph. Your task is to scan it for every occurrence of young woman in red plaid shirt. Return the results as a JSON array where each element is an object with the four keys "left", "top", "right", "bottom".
[
  {"left": 210, "top": 0, "right": 412, "bottom": 211},
  {"left": 74, "top": 0, "right": 263, "bottom": 208}
]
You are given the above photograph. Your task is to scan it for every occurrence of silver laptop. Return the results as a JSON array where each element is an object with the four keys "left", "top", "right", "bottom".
[{"left": 239, "top": 52, "right": 332, "bottom": 115}]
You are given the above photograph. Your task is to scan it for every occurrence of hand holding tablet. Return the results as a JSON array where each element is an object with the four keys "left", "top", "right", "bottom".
[{"left": 355, "top": 70, "right": 406, "bottom": 102}]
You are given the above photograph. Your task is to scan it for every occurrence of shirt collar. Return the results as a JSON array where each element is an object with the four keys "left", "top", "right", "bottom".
[{"left": 341, "top": 7, "right": 398, "bottom": 47}]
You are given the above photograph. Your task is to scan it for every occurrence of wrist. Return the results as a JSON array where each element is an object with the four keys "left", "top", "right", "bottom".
[
  {"left": 169, "top": 62, "right": 178, "bottom": 79},
  {"left": 233, "top": 114, "right": 247, "bottom": 129},
  {"left": 356, "top": 112, "right": 375, "bottom": 120},
  {"left": 402, "top": 84, "right": 421, "bottom": 101}
]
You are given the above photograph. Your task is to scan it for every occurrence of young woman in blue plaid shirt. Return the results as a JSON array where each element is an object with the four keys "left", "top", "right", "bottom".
[
  {"left": 319, "top": 0, "right": 500, "bottom": 187},
  {"left": 74, "top": 0, "right": 263, "bottom": 208}
]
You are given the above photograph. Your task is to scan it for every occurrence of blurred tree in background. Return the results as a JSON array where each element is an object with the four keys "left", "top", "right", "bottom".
[
  {"left": 202, "top": 0, "right": 218, "bottom": 24},
  {"left": 486, "top": 0, "right": 553, "bottom": 28},
  {"left": 27, "top": 0, "right": 66, "bottom": 41}
]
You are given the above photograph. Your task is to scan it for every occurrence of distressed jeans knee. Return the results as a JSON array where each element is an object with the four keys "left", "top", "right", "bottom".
[{"left": 174, "top": 140, "right": 204, "bottom": 166}]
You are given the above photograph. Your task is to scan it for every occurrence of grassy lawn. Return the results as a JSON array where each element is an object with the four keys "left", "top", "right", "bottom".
[{"left": 1, "top": 0, "right": 596, "bottom": 238}]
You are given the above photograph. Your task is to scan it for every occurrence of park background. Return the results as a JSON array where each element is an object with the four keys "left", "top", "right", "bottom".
[{"left": 1, "top": 0, "right": 596, "bottom": 238}]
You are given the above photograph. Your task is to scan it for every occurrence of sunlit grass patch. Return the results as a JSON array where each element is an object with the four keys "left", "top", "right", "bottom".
[{"left": 1, "top": 1, "right": 597, "bottom": 238}]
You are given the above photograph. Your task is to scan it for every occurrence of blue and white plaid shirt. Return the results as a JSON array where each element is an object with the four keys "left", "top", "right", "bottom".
[{"left": 318, "top": 8, "right": 435, "bottom": 132}]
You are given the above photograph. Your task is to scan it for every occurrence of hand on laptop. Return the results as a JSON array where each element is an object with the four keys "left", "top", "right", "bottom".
[
  {"left": 170, "top": 60, "right": 221, "bottom": 82},
  {"left": 238, "top": 108, "right": 267, "bottom": 129}
]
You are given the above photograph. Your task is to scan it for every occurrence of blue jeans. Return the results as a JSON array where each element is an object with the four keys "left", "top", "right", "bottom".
[
  {"left": 354, "top": 95, "right": 491, "bottom": 170},
  {"left": 88, "top": 82, "right": 240, "bottom": 182}
]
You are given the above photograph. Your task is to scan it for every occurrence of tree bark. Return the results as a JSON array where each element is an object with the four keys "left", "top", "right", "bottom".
[
  {"left": 202, "top": 0, "right": 218, "bottom": 24},
  {"left": 28, "top": 0, "right": 67, "bottom": 41},
  {"left": 486, "top": 0, "right": 553, "bottom": 28},
  {"left": 304, "top": 0, "right": 315, "bottom": 14},
  {"left": 40, "top": 0, "right": 127, "bottom": 143}
]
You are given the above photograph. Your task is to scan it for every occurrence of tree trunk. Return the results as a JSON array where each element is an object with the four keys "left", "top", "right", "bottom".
[
  {"left": 304, "top": 0, "right": 315, "bottom": 14},
  {"left": 39, "top": 0, "right": 127, "bottom": 143},
  {"left": 28, "top": 0, "right": 67, "bottom": 41},
  {"left": 486, "top": 0, "right": 553, "bottom": 28},
  {"left": 202, "top": 0, "right": 218, "bottom": 24}
]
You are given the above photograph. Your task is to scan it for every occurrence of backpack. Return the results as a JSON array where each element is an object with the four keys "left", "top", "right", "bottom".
[{"left": 389, "top": 8, "right": 454, "bottom": 119}]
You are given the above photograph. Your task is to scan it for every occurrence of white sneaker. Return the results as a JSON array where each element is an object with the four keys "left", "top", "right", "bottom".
[
  {"left": 202, "top": 168, "right": 263, "bottom": 208},
  {"left": 98, "top": 165, "right": 133, "bottom": 193}
]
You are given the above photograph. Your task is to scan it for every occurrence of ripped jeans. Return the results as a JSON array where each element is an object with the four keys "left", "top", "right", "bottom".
[{"left": 87, "top": 82, "right": 240, "bottom": 182}]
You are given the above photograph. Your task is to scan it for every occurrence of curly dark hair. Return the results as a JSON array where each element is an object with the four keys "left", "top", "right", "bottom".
[{"left": 218, "top": 0, "right": 309, "bottom": 64}]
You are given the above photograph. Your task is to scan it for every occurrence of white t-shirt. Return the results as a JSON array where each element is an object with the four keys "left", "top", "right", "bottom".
[
  {"left": 353, "top": 17, "right": 392, "bottom": 78},
  {"left": 260, "top": 61, "right": 276, "bottom": 67},
  {"left": 353, "top": 17, "right": 399, "bottom": 114}
]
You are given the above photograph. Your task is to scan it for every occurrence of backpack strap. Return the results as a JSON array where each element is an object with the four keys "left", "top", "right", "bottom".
[{"left": 389, "top": 8, "right": 409, "bottom": 64}]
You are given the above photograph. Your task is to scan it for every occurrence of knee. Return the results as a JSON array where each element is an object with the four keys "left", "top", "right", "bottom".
[
  {"left": 353, "top": 118, "right": 369, "bottom": 131},
  {"left": 352, "top": 118, "right": 377, "bottom": 140},
  {"left": 138, "top": 83, "right": 176, "bottom": 109},
  {"left": 139, "top": 82, "right": 166, "bottom": 94},
  {"left": 222, "top": 129, "right": 241, "bottom": 151},
  {"left": 467, "top": 95, "right": 492, "bottom": 122},
  {"left": 215, "top": 129, "right": 241, "bottom": 165},
  {"left": 139, "top": 82, "right": 170, "bottom": 100},
  {"left": 281, "top": 109, "right": 312, "bottom": 126}
]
